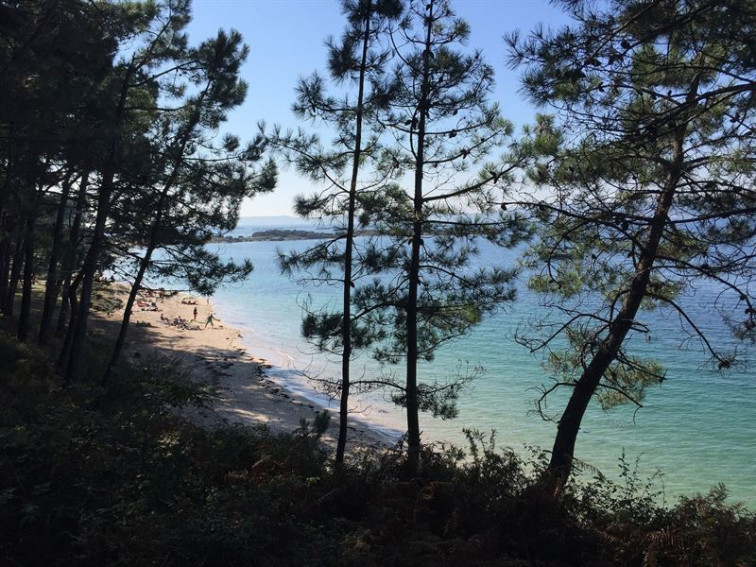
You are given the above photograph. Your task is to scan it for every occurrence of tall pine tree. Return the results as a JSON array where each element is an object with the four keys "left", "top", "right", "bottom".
[
  {"left": 103, "top": 29, "right": 276, "bottom": 382},
  {"left": 369, "top": 0, "right": 529, "bottom": 473},
  {"left": 507, "top": 0, "right": 756, "bottom": 488},
  {"left": 274, "top": 0, "right": 403, "bottom": 463}
]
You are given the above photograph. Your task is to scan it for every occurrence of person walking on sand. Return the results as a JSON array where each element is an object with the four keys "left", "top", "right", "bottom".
[
  {"left": 193, "top": 306, "right": 198, "bottom": 321},
  {"left": 204, "top": 313, "right": 215, "bottom": 328}
]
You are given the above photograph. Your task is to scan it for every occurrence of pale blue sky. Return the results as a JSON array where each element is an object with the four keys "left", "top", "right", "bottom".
[{"left": 187, "top": 0, "right": 570, "bottom": 216}]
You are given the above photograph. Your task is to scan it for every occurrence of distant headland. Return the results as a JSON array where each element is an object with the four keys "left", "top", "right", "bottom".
[
  {"left": 212, "top": 228, "right": 378, "bottom": 243},
  {"left": 212, "top": 229, "right": 331, "bottom": 242}
]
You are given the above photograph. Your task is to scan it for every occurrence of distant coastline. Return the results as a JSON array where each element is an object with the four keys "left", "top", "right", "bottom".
[{"left": 212, "top": 228, "right": 377, "bottom": 243}]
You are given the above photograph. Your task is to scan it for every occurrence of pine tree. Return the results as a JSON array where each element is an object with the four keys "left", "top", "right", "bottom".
[
  {"left": 370, "top": 0, "right": 529, "bottom": 474},
  {"left": 507, "top": 0, "right": 756, "bottom": 488},
  {"left": 274, "top": 0, "right": 403, "bottom": 463},
  {"left": 0, "top": 0, "right": 119, "bottom": 340},
  {"left": 103, "top": 29, "right": 276, "bottom": 382},
  {"left": 59, "top": 0, "right": 195, "bottom": 382}
]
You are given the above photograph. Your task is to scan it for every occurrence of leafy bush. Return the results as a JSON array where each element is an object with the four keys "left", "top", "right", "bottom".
[{"left": 1, "top": 329, "right": 753, "bottom": 566}]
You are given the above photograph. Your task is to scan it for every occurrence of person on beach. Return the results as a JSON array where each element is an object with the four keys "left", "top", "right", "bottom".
[
  {"left": 193, "top": 307, "right": 198, "bottom": 321},
  {"left": 204, "top": 314, "right": 214, "bottom": 328}
]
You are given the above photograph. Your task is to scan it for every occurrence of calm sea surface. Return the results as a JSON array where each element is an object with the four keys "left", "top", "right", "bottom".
[{"left": 206, "top": 219, "right": 754, "bottom": 507}]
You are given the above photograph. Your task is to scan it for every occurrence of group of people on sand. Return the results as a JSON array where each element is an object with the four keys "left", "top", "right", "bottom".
[
  {"left": 141, "top": 287, "right": 171, "bottom": 300},
  {"left": 160, "top": 313, "right": 198, "bottom": 331},
  {"left": 134, "top": 287, "right": 215, "bottom": 330},
  {"left": 136, "top": 300, "right": 159, "bottom": 311},
  {"left": 135, "top": 288, "right": 174, "bottom": 312},
  {"left": 189, "top": 306, "right": 215, "bottom": 328},
  {"left": 157, "top": 308, "right": 215, "bottom": 331}
]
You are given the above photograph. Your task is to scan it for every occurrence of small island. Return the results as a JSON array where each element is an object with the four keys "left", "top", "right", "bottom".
[
  {"left": 212, "top": 229, "right": 331, "bottom": 242},
  {"left": 212, "top": 228, "right": 378, "bottom": 243}
]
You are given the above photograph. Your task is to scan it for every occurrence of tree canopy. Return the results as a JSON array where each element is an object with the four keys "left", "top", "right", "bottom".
[
  {"left": 507, "top": 0, "right": 756, "bottom": 485},
  {"left": 0, "top": 0, "right": 275, "bottom": 383}
]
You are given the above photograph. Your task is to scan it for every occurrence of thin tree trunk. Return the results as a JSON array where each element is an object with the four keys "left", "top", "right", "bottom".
[
  {"left": 38, "top": 169, "right": 76, "bottom": 345},
  {"left": 102, "top": 241, "right": 155, "bottom": 384},
  {"left": 405, "top": 211, "right": 422, "bottom": 475},
  {"left": 103, "top": 96, "right": 203, "bottom": 382},
  {"left": 0, "top": 229, "right": 10, "bottom": 313},
  {"left": 56, "top": 270, "right": 82, "bottom": 378},
  {"left": 545, "top": 108, "right": 693, "bottom": 488},
  {"left": 63, "top": 54, "right": 135, "bottom": 382},
  {"left": 0, "top": 187, "right": 13, "bottom": 307},
  {"left": 56, "top": 170, "right": 88, "bottom": 337},
  {"left": 403, "top": 0, "right": 434, "bottom": 476},
  {"left": 4, "top": 237, "right": 23, "bottom": 317},
  {"left": 56, "top": 272, "right": 72, "bottom": 336},
  {"left": 335, "top": 1, "right": 373, "bottom": 465},
  {"left": 0, "top": 122, "right": 17, "bottom": 307},
  {"left": 546, "top": 217, "right": 668, "bottom": 485},
  {"left": 17, "top": 213, "right": 36, "bottom": 342},
  {"left": 64, "top": 164, "right": 114, "bottom": 383}
]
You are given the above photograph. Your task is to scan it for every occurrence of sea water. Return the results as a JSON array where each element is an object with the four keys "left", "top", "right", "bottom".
[{"left": 207, "top": 219, "right": 755, "bottom": 507}]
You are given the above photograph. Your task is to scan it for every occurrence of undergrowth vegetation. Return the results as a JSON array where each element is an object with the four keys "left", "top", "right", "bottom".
[{"left": 1, "top": 331, "right": 754, "bottom": 566}]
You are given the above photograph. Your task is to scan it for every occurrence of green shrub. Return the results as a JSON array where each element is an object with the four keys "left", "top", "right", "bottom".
[{"left": 1, "top": 329, "right": 753, "bottom": 566}]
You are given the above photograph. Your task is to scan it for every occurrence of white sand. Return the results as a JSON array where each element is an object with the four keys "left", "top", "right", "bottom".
[{"left": 94, "top": 286, "right": 393, "bottom": 455}]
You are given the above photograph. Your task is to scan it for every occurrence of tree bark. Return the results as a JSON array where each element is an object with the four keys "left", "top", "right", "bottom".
[
  {"left": 56, "top": 272, "right": 72, "bottom": 337},
  {"left": 102, "top": 238, "right": 155, "bottom": 384},
  {"left": 103, "top": 77, "right": 210, "bottom": 382},
  {"left": 38, "top": 169, "right": 76, "bottom": 345},
  {"left": 405, "top": 209, "right": 422, "bottom": 475},
  {"left": 56, "top": 170, "right": 88, "bottom": 337},
  {"left": 63, "top": 60, "right": 133, "bottom": 382},
  {"left": 56, "top": 270, "right": 82, "bottom": 378},
  {"left": 546, "top": 115, "right": 692, "bottom": 488},
  {"left": 404, "top": 0, "right": 435, "bottom": 476},
  {"left": 0, "top": 124, "right": 16, "bottom": 301},
  {"left": 335, "top": 1, "right": 373, "bottom": 466},
  {"left": 17, "top": 212, "right": 36, "bottom": 342},
  {"left": 0, "top": 227, "right": 11, "bottom": 313},
  {"left": 3, "top": 237, "right": 23, "bottom": 316},
  {"left": 64, "top": 172, "right": 113, "bottom": 381}
]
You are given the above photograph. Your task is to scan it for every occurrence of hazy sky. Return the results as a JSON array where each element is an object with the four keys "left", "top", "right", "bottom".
[{"left": 186, "top": 0, "right": 570, "bottom": 217}]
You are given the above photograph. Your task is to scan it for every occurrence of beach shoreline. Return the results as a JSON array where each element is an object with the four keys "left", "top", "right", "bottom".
[{"left": 93, "top": 284, "right": 395, "bottom": 455}]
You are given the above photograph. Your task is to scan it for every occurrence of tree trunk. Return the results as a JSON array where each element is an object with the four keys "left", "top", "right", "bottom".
[
  {"left": 335, "top": 1, "right": 373, "bottom": 466},
  {"left": 63, "top": 165, "right": 114, "bottom": 383},
  {"left": 17, "top": 213, "right": 36, "bottom": 342},
  {"left": 545, "top": 122, "right": 691, "bottom": 488},
  {"left": 0, "top": 126, "right": 15, "bottom": 298},
  {"left": 4, "top": 238, "right": 23, "bottom": 316},
  {"left": 103, "top": 102, "right": 201, "bottom": 382},
  {"left": 0, "top": 230, "right": 10, "bottom": 313},
  {"left": 63, "top": 56, "right": 135, "bottom": 382},
  {"left": 102, "top": 241, "right": 155, "bottom": 384},
  {"left": 403, "top": 1, "right": 435, "bottom": 476},
  {"left": 55, "top": 170, "right": 88, "bottom": 338},
  {"left": 56, "top": 270, "right": 82, "bottom": 378},
  {"left": 405, "top": 213, "right": 422, "bottom": 475},
  {"left": 38, "top": 169, "right": 76, "bottom": 345},
  {"left": 56, "top": 272, "right": 72, "bottom": 336}
]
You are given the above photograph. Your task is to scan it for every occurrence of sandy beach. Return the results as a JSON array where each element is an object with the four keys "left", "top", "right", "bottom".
[{"left": 93, "top": 285, "right": 393, "bottom": 456}]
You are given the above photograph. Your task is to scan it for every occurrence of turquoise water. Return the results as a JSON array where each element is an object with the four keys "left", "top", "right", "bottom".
[{"left": 207, "top": 221, "right": 755, "bottom": 507}]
